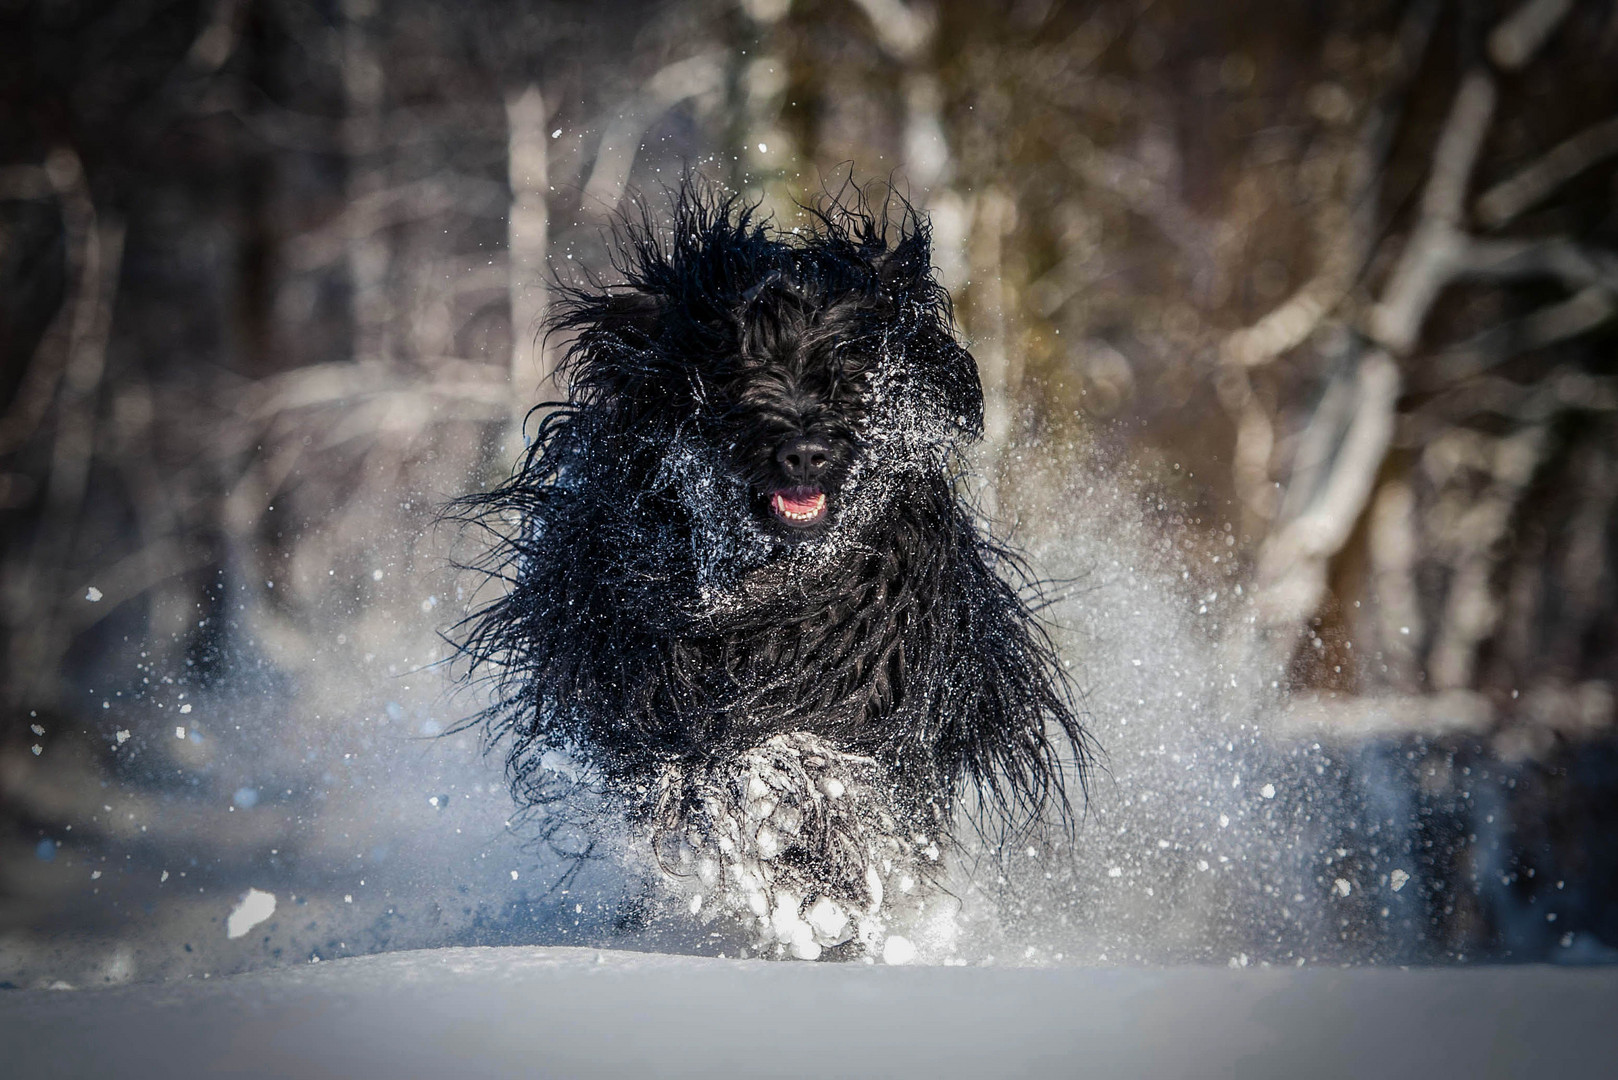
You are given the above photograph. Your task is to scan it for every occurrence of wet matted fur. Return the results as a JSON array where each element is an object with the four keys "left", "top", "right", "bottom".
[{"left": 454, "top": 183, "right": 1090, "bottom": 957}]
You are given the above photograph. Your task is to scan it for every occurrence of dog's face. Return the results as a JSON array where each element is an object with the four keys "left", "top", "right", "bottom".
[
  {"left": 715, "top": 298, "right": 873, "bottom": 541},
  {"left": 556, "top": 199, "right": 984, "bottom": 553}
]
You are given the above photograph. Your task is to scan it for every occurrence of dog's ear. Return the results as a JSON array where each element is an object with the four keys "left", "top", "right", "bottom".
[
  {"left": 942, "top": 343, "right": 986, "bottom": 439},
  {"left": 872, "top": 229, "right": 986, "bottom": 441}
]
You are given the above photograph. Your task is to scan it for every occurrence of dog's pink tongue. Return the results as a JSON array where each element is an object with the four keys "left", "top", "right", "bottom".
[{"left": 778, "top": 491, "right": 823, "bottom": 515}]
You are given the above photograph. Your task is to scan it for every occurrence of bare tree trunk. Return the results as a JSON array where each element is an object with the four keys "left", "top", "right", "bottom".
[
  {"left": 342, "top": 0, "right": 388, "bottom": 366},
  {"left": 969, "top": 188, "right": 1017, "bottom": 471},
  {"left": 4, "top": 148, "right": 124, "bottom": 711},
  {"left": 736, "top": 0, "right": 796, "bottom": 212},
  {"left": 506, "top": 84, "right": 553, "bottom": 440}
]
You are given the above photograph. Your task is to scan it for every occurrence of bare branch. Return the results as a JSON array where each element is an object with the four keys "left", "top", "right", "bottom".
[
  {"left": 1369, "top": 71, "right": 1496, "bottom": 352},
  {"left": 738, "top": 0, "right": 793, "bottom": 23},
  {"left": 1276, "top": 689, "right": 1495, "bottom": 738},
  {"left": 1487, "top": 0, "right": 1575, "bottom": 71},
  {"left": 5, "top": 201, "right": 125, "bottom": 709},
  {"left": 59, "top": 538, "right": 210, "bottom": 635},
  {"left": 846, "top": 0, "right": 936, "bottom": 61},
  {"left": 1255, "top": 350, "right": 1400, "bottom": 628},
  {"left": 282, "top": 176, "right": 508, "bottom": 272},
  {"left": 1367, "top": 481, "right": 1424, "bottom": 689},
  {"left": 1414, "top": 369, "right": 1618, "bottom": 427},
  {"left": 233, "top": 360, "right": 511, "bottom": 424},
  {"left": 1221, "top": 0, "right": 1441, "bottom": 370},
  {"left": 1273, "top": 367, "right": 1359, "bottom": 525},
  {"left": 1422, "top": 72, "right": 1498, "bottom": 224},
  {"left": 0, "top": 151, "right": 94, "bottom": 456},
  {"left": 185, "top": 0, "right": 246, "bottom": 74},
  {"left": 1457, "top": 236, "right": 1618, "bottom": 292},
  {"left": 1475, "top": 113, "right": 1618, "bottom": 228},
  {"left": 1222, "top": 277, "right": 1343, "bottom": 369},
  {"left": 1426, "top": 285, "right": 1616, "bottom": 386},
  {"left": 1426, "top": 426, "right": 1546, "bottom": 689}
]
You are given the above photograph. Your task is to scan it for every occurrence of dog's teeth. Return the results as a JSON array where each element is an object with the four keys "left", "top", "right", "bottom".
[{"left": 772, "top": 491, "right": 826, "bottom": 522}]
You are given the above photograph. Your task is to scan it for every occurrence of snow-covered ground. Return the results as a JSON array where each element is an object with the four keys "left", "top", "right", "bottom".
[{"left": 5, "top": 944, "right": 1617, "bottom": 1079}]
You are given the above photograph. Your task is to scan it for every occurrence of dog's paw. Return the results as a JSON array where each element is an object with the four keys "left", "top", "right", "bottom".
[{"left": 652, "top": 731, "right": 949, "bottom": 959}]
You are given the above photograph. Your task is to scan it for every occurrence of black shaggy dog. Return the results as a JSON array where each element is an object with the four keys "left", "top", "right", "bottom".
[{"left": 457, "top": 184, "right": 1089, "bottom": 959}]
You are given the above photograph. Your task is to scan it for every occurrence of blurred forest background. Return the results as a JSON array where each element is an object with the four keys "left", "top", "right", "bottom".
[{"left": 4, "top": 0, "right": 1618, "bottom": 984}]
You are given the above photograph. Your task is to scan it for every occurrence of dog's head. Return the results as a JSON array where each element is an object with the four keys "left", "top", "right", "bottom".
[{"left": 553, "top": 187, "right": 983, "bottom": 546}]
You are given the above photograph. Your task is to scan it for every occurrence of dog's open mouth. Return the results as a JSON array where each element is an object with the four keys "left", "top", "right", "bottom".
[{"left": 770, "top": 487, "right": 828, "bottom": 527}]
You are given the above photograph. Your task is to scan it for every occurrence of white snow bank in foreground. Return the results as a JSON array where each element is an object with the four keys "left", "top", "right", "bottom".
[{"left": 4, "top": 946, "right": 1615, "bottom": 1080}]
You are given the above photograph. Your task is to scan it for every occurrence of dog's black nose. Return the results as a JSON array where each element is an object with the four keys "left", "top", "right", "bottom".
[{"left": 775, "top": 436, "right": 832, "bottom": 484}]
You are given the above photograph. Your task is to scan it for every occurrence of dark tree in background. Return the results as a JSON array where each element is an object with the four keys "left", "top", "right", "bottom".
[{"left": 2, "top": 0, "right": 1617, "bottom": 979}]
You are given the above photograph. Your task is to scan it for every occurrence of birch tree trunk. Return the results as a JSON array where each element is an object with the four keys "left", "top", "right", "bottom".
[
  {"left": 341, "top": 0, "right": 389, "bottom": 366},
  {"left": 506, "top": 84, "right": 553, "bottom": 440}
]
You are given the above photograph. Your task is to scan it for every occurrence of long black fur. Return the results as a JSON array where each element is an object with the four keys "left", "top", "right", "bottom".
[{"left": 454, "top": 182, "right": 1089, "bottom": 901}]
